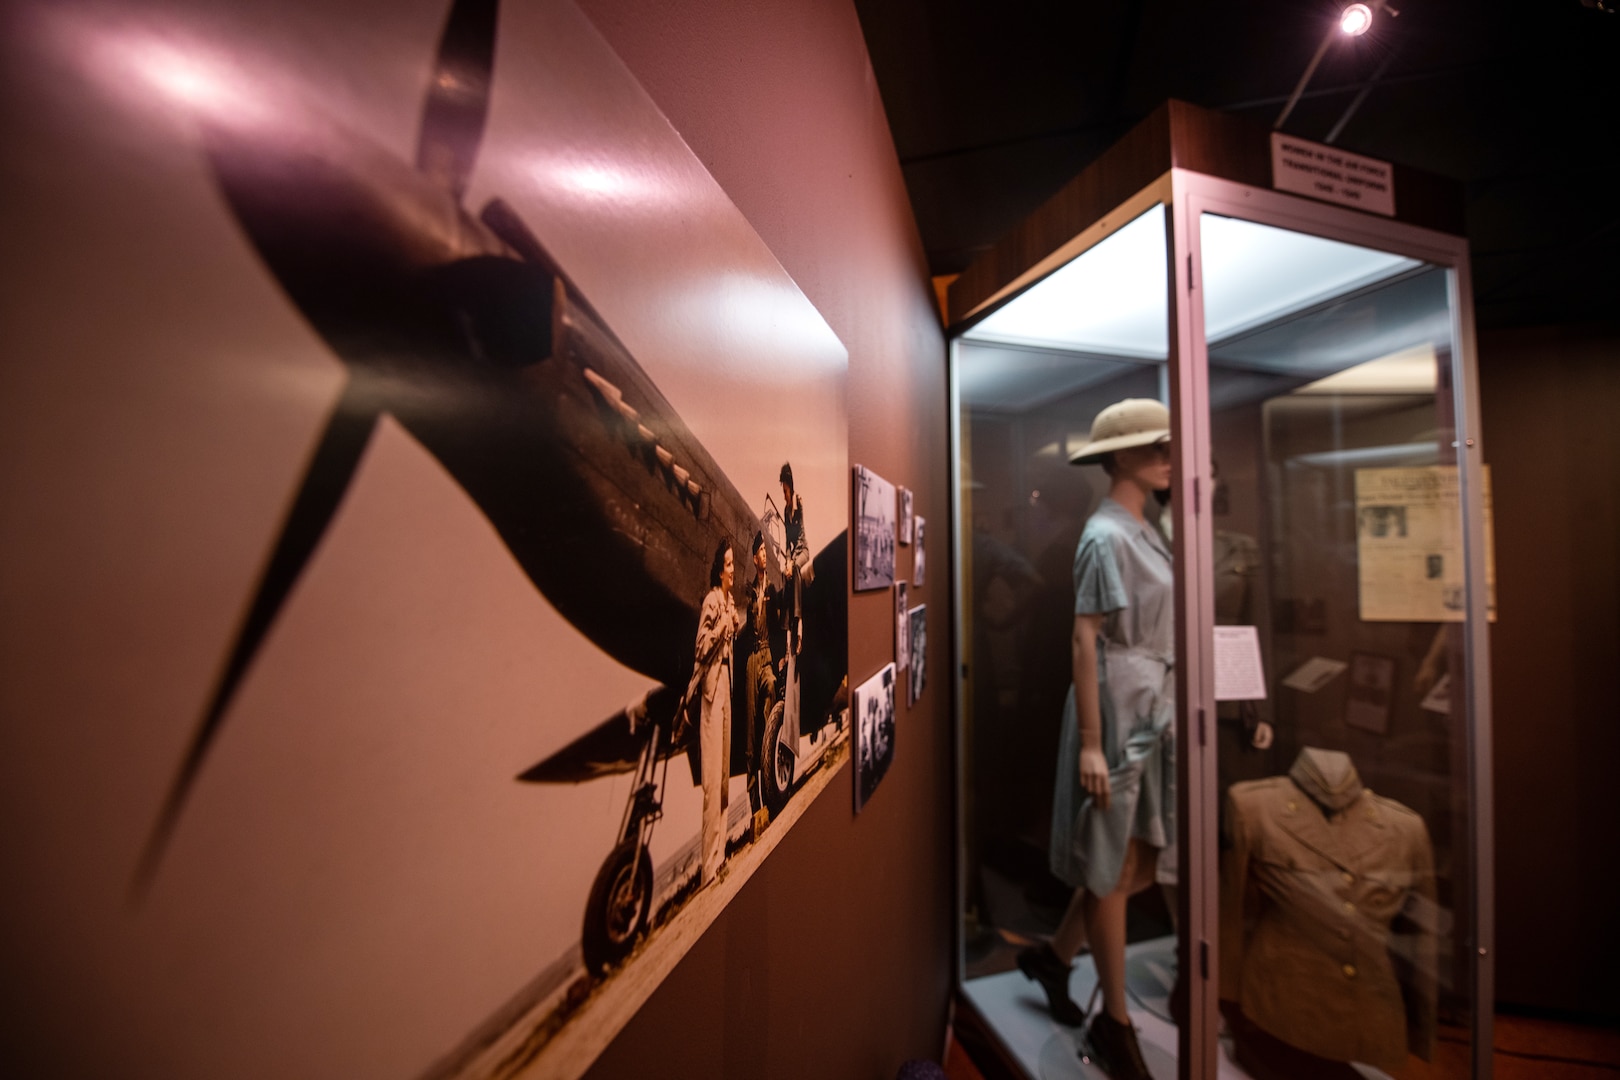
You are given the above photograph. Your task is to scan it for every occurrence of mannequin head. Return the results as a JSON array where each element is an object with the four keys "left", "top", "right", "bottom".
[{"left": 1103, "top": 441, "right": 1172, "bottom": 495}]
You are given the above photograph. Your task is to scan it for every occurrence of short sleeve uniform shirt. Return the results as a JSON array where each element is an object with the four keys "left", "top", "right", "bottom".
[{"left": 1048, "top": 497, "right": 1177, "bottom": 894}]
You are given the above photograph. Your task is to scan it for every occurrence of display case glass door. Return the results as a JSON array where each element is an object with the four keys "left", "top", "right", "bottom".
[
  {"left": 954, "top": 198, "right": 1186, "bottom": 1079},
  {"left": 1177, "top": 176, "right": 1489, "bottom": 1080}
]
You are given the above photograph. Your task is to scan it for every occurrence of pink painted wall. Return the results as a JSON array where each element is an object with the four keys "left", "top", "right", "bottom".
[{"left": 577, "top": 0, "right": 955, "bottom": 1074}]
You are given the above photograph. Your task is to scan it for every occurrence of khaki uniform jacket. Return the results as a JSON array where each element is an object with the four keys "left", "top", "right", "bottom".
[
  {"left": 1221, "top": 767, "right": 1437, "bottom": 1071},
  {"left": 695, "top": 587, "right": 737, "bottom": 709}
]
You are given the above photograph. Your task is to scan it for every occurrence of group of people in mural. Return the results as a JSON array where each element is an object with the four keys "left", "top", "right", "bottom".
[
  {"left": 1015, "top": 398, "right": 1438, "bottom": 1080},
  {"left": 691, "top": 463, "right": 809, "bottom": 886}
]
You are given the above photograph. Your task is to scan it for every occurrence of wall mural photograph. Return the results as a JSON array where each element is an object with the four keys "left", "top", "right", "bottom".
[{"left": 0, "top": 1, "right": 848, "bottom": 1078}]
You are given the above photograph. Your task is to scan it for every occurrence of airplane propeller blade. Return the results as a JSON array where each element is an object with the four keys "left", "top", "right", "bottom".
[
  {"left": 134, "top": 384, "right": 382, "bottom": 894},
  {"left": 415, "top": 0, "right": 500, "bottom": 200}
]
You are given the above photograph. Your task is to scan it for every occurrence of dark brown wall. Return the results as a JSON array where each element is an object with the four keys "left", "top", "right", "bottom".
[
  {"left": 578, "top": 0, "right": 954, "bottom": 1075},
  {"left": 1478, "top": 321, "right": 1620, "bottom": 1020}
]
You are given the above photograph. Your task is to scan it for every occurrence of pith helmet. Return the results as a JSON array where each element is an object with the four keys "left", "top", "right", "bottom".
[{"left": 1068, "top": 398, "right": 1171, "bottom": 465}]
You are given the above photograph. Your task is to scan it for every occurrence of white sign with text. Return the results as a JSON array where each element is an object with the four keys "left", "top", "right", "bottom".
[
  {"left": 1214, "top": 625, "right": 1268, "bottom": 702},
  {"left": 1271, "top": 133, "right": 1396, "bottom": 217}
]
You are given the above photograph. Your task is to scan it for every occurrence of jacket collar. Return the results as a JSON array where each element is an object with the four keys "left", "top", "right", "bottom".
[
  {"left": 1097, "top": 497, "right": 1171, "bottom": 560},
  {"left": 1289, "top": 748, "right": 1363, "bottom": 813},
  {"left": 1275, "top": 753, "right": 1388, "bottom": 871}
]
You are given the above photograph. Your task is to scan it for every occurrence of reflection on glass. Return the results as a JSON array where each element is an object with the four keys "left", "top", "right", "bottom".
[
  {"left": 958, "top": 205, "right": 1181, "bottom": 1079},
  {"left": 1203, "top": 213, "right": 1476, "bottom": 1079}
]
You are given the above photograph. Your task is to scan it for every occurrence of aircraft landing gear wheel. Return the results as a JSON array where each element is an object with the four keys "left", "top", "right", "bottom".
[
  {"left": 761, "top": 700, "right": 796, "bottom": 817},
  {"left": 582, "top": 838, "right": 653, "bottom": 977}
]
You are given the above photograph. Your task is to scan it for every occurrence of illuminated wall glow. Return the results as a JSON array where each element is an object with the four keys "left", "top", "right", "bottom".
[{"left": 61, "top": 15, "right": 279, "bottom": 129}]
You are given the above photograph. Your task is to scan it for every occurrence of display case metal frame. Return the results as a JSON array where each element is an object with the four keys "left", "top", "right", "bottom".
[{"left": 946, "top": 101, "right": 1493, "bottom": 1080}]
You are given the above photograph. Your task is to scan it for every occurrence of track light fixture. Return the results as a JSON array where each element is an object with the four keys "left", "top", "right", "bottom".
[
  {"left": 1275, "top": 0, "right": 1390, "bottom": 130},
  {"left": 1339, "top": 3, "right": 1374, "bottom": 36}
]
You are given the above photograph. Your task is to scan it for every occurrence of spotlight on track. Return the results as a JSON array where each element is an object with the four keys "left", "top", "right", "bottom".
[
  {"left": 1276, "top": 0, "right": 1388, "bottom": 129},
  {"left": 1339, "top": 3, "right": 1374, "bottom": 36}
]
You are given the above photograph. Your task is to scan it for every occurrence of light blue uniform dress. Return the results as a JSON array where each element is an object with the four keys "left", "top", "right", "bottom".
[{"left": 1049, "top": 497, "right": 1177, "bottom": 894}]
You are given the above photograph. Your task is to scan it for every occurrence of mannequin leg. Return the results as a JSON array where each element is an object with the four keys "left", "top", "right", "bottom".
[
  {"left": 1077, "top": 839, "right": 1158, "bottom": 1080},
  {"left": 1051, "top": 887, "right": 1091, "bottom": 962},
  {"left": 1084, "top": 888, "right": 1130, "bottom": 1021},
  {"left": 1085, "top": 839, "right": 1145, "bottom": 1022},
  {"left": 1017, "top": 887, "right": 1089, "bottom": 1024}
]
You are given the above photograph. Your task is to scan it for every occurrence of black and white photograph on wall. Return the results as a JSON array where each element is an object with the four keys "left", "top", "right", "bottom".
[
  {"left": 908, "top": 605, "right": 928, "bottom": 705},
  {"left": 854, "top": 465, "right": 896, "bottom": 591},
  {"left": 899, "top": 486, "right": 914, "bottom": 544},
  {"left": 1346, "top": 651, "right": 1397, "bottom": 733},
  {"left": 854, "top": 664, "right": 897, "bottom": 812},
  {"left": 912, "top": 516, "right": 926, "bottom": 587},
  {"left": 896, "top": 582, "right": 909, "bottom": 670},
  {"left": 0, "top": 3, "right": 851, "bottom": 1079}
]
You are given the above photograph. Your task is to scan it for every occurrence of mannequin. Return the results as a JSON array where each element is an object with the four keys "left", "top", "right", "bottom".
[
  {"left": 1221, "top": 748, "right": 1437, "bottom": 1075},
  {"left": 1019, "top": 398, "right": 1175, "bottom": 1080}
]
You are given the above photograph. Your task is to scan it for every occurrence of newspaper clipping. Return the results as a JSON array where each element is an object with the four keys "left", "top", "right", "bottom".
[{"left": 1354, "top": 465, "right": 1495, "bottom": 622}]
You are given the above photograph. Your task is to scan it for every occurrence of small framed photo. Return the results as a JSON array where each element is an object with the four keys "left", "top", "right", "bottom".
[
  {"left": 899, "top": 486, "right": 914, "bottom": 545},
  {"left": 912, "top": 516, "right": 925, "bottom": 587},
  {"left": 896, "top": 582, "right": 909, "bottom": 670},
  {"left": 908, "top": 605, "right": 927, "bottom": 705},
  {"left": 1345, "top": 651, "right": 1397, "bottom": 734},
  {"left": 854, "top": 664, "right": 896, "bottom": 811},
  {"left": 853, "top": 465, "right": 896, "bottom": 591}
]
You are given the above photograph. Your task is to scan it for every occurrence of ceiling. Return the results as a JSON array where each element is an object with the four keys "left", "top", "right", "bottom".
[{"left": 852, "top": 0, "right": 1618, "bottom": 330}]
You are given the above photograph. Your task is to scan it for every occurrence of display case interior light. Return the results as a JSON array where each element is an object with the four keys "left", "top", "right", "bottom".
[
  {"left": 1198, "top": 214, "right": 1421, "bottom": 341},
  {"left": 962, "top": 207, "right": 1419, "bottom": 359},
  {"left": 1293, "top": 343, "right": 1438, "bottom": 395},
  {"left": 963, "top": 205, "right": 1170, "bottom": 358}
]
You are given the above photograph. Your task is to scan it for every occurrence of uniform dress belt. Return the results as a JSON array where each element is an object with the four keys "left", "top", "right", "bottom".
[{"left": 1109, "top": 644, "right": 1174, "bottom": 669}]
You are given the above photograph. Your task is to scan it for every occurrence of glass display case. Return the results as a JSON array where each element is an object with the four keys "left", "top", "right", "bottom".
[{"left": 948, "top": 103, "right": 1492, "bottom": 1080}]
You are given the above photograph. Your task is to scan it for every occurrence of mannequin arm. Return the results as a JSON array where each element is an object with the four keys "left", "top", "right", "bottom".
[{"left": 1072, "top": 612, "right": 1110, "bottom": 809}]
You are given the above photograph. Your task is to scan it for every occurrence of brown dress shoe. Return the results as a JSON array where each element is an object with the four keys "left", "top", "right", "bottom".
[
  {"left": 1015, "top": 944, "right": 1087, "bottom": 1026},
  {"left": 1080, "top": 1011, "right": 1152, "bottom": 1080}
]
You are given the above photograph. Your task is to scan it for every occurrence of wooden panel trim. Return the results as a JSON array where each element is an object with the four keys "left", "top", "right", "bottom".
[
  {"left": 947, "top": 104, "right": 1173, "bottom": 326},
  {"left": 1167, "top": 100, "right": 1466, "bottom": 235},
  {"left": 948, "top": 100, "right": 1465, "bottom": 330}
]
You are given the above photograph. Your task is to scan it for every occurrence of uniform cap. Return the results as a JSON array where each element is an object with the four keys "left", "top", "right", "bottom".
[{"left": 1067, "top": 398, "right": 1171, "bottom": 465}]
